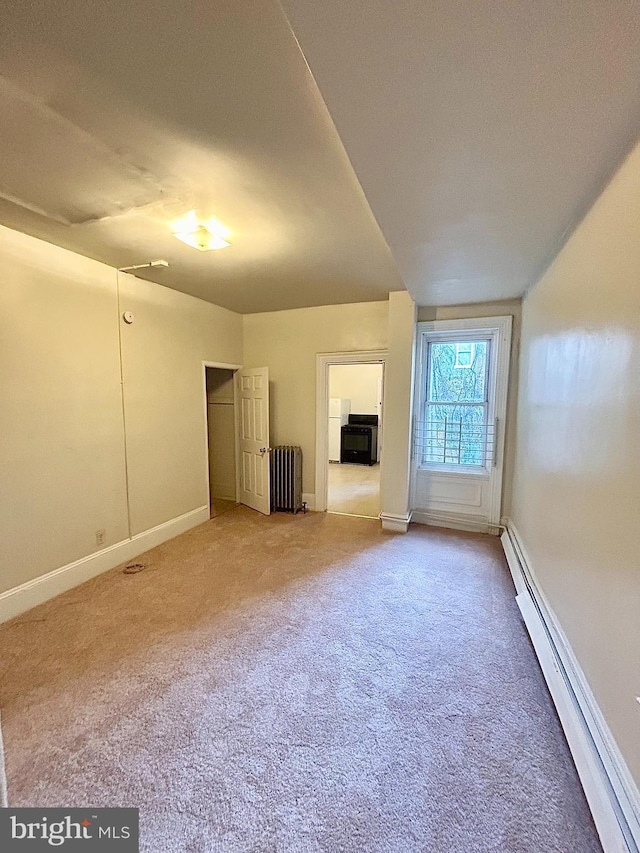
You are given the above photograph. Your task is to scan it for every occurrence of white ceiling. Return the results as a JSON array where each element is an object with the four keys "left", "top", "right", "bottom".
[
  {"left": 1, "top": 1, "right": 640, "bottom": 312},
  {"left": 0, "top": 0, "right": 403, "bottom": 313},
  {"left": 282, "top": 0, "right": 640, "bottom": 306}
]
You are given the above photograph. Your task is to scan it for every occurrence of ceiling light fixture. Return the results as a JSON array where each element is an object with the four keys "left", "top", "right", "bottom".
[
  {"left": 118, "top": 259, "right": 169, "bottom": 272},
  {"left": 172, "top": 210, "right": 231, "bottom": 251}
]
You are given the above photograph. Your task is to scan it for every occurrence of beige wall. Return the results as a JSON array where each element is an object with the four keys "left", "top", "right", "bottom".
[
  {"left": 119, "top": 275, "right": 241, "bottom": 535},
  {"left": 329, "top": 363, "right": 383, "bottom": 414},
  {"left": 242, "top": 301, "right": 389, "bottom": 497},
  {"left": 417, "top": 299, "right": 521, "bottom": 516},
  {"left": 511, "top": 144, "right": 640, "bottom": 786},
  {"left": 380, "top": 291, "right": 417, "bottom": 526},
  {"left": 0, "top": 225, "right": 242, "bottom": 596},
  {"left": 0, "top": 226, "right": 129, "bottom": 593}
]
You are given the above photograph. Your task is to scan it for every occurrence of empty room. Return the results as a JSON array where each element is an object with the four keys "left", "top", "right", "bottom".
[{"left": 0, "top": 2, "right": 638, "bottom": 852}]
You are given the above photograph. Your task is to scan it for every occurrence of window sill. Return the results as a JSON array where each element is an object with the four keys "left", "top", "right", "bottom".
[{"left": 417, "top": 463, "right": 490, "bottom": 477}]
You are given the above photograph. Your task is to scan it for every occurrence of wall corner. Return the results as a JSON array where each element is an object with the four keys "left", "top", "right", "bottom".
[{"left": 380, "top": 291, "right": 417, "bottom": 530}]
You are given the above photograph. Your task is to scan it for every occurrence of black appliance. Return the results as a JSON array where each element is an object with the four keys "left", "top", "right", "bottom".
[{"left": 340, "top": 414, "right": 379, "bottom": 466}]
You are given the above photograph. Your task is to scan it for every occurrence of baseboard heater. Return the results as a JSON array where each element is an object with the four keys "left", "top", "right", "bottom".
[{"left": 271, "top": 446, "right": 305, "bottom": 513}]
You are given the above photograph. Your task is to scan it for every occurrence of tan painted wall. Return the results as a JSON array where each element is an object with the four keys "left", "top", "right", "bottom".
[
  {"left": 118, "top": 275, "right": 241, "bottom": 535},
  {"left": 0, "top": 225, "right": 242, "bottom": 595},
  {"left": 511, "top": 144, "right": 640, "bottom": 786},
  {"left": 417, "top": 299, "right": 521, "bottom": 515},
  {"left": 329, "top": 363, "right": 383, "bottom": 414},
  {"left": 380, "top": 291, "right": 417, "bottom": 523},
  {"left": 0, "top": 226, "right": 129, "bottom": 593},
  {"left": 242, "top": 302, "right": 389, "bottom": 497}
]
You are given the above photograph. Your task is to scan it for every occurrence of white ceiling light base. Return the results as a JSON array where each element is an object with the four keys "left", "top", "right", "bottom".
[
  {"left": 173, "top": 224, "right": 230, "bottom": 251},
  {"left": 172, "top": 212, "right": 231, "bottom": 252}
]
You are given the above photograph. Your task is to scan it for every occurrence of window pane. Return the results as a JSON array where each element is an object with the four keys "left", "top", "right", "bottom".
[
  {"left": 428, "top": 340, "right": 488, "bottom": 403},
  {"left": 455, "top": 342, "right": 473, "bottom": 368},
  {"left": 423, "top": 404, "right": 486, "bottom": 465}
]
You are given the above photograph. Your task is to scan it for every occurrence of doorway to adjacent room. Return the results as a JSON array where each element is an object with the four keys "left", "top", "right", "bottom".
[
  {"left": 315, "top": 351, "right": 387, "bottom": 519},
  {"left": 204, "top": 363, "right": 272, "bottom": 519},
  {"left": 205, "top": 365, "right": 239, "bottom": 518}
]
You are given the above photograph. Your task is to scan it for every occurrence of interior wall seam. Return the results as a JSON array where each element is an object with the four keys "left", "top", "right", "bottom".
[{"left": 116, "top": 270, "right": 133, "bottom": 540}]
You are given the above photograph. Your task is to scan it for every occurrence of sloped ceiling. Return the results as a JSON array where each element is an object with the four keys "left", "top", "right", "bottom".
[
  {"left": 282, "top": 0, "right": 640, "bottom": 306},
  {"left": 1, "top": 1, "right": 640, "bottom": 311},
  {"left": 0, "top": 0, "right": 403, "bottom": 313}
]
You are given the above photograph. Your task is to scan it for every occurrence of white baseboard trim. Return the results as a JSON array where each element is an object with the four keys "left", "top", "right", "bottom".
[
  {"left": 502, "top": 520, "right": 640, "bottom": 853},
  {"left": 0, "top": 506, "right": 209, "bottom": 625},
  {"left": 302, "top": 493, "right": 316, "bottom": 511},
  {"left": 411, "top": 509, "right": 500, "bottom": 535},
  {"left": 380, "top": 511, "right": 412, "bottom": 533},
  {"left": 0, "top": 711, "right": 7, "bottom": 808}
]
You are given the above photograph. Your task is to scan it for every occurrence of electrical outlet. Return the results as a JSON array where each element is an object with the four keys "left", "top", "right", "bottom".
[{"left": 95, "top": 529, "right": 106, "bottom": 546}]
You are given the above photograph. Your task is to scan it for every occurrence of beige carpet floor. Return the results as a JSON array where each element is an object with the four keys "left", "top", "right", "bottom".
[
  {"left": 0, "top": 509, "right": 601, "bottom": 852},
  {"left": 210, "top": 498, "right": 240, "bottom": 519}
]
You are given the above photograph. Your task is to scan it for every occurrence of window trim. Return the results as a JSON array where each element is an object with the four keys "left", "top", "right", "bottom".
[{"left": 414, "top": 317, "right": 512, "bottom": 476}]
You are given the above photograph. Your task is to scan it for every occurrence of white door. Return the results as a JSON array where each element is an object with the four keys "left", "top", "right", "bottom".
[{"left": 235, "top": 367, "right": 270, "bottom": 515}]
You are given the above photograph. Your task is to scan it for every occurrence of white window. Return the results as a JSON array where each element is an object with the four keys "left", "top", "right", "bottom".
[
  {"left": 422, "top": 337, "right": 491, "bottom": 466},
  {"left": 454, "top": 341, "right": 476, "bottom": 369},
  {"left": 411, "top": 315, "right": 512, "bottom": 529}
]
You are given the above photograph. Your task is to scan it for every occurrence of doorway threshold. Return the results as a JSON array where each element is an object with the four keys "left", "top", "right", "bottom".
[{"left": 327, "top": 510, "right": 380, "bottom": 520}]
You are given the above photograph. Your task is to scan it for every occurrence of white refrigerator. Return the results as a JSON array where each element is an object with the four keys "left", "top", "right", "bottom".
[{"left": 328, "top": 398, "right": 351, "bottom": 462}]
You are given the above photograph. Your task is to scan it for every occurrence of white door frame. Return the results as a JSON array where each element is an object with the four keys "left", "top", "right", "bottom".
[
  {"left": 202, "top": 361, "right": 242, "bottom": 513},
  {"left": 315, "top": 350, "right": 387, "bottom": 513}
]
